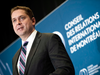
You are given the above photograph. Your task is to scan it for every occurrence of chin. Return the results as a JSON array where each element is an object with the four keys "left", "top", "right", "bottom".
[
  {"left": 17, "top": 32, "right": 25, "bottom": 37},
  {"left": 16, "top": 30, "right": 26, "bottom": 36}
]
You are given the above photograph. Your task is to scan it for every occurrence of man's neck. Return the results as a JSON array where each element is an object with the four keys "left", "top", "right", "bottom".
[{"left": 21, "top": 29, "right": 35, "bottom": 41}]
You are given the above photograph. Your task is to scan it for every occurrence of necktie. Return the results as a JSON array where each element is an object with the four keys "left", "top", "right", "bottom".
[{"left": 19, "top": 41, "right": 28, "bottom": 75}]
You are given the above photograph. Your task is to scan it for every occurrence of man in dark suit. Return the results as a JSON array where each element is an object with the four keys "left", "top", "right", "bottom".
[{"left": 11, "top": 6, "right": 75, "bottom": 75}]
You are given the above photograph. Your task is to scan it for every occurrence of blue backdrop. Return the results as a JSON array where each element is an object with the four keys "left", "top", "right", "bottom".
[{"left": 0, "top": 0, "right": 100, "bottom": 75}]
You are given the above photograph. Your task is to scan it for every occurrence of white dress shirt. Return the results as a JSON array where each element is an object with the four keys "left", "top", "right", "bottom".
[{"left": 17, "top": 30, "right": 37, "bottom": 72}]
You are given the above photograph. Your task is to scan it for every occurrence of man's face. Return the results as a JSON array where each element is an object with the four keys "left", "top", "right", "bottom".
[{"left": 11, "top": 9, "right": 35, "bottom": 38}]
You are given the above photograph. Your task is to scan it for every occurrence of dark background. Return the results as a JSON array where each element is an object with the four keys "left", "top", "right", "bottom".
[{"left": 0, "top": 0, "right": 65, "bottom": 52}]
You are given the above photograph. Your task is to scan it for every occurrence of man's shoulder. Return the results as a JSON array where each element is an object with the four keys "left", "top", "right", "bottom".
[
  {"left": 39, "top": 32, "right": 60, "bottom": 41},
  {"left": 42, "top": 33, "right": 54, "bottom": 36},
  {"left": 36, "top": 31, "right": 60, "bottom": 42},
  {"left": 40, "top": 32, "right": 58, "bottom": 38}
]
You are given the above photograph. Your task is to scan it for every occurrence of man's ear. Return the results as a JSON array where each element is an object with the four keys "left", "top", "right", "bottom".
[{"left": 32, "top": 17, "right": 36, "bottom": 26}]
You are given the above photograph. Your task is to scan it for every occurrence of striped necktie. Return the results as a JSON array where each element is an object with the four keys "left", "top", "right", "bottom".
[{"left": 19, "top": 41, "right": 28, "bottom": 75}]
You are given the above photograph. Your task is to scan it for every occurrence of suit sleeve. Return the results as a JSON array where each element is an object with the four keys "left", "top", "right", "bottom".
[{"left": 48, "top": 34, "right": 75, "bottom": 75}]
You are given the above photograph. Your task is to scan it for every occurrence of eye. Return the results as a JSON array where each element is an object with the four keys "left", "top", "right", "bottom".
[
  {"left": 21, "top": 17, "right": 24, "bottom": 19},
  {"left": 20, "top": 16, "right": 25, "bottom": 20},
  {"left": 12, "top": 19, "right": 16, "bottom": 23}
]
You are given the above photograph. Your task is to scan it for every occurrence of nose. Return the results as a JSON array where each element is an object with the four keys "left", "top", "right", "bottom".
[{"left": 17, "top": 20, "right": 22, "bottom": 25}]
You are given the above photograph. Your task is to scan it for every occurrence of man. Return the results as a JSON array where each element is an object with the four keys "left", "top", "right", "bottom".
[{"left": 11, "top": 6, "right": 75, "bottom": 75}]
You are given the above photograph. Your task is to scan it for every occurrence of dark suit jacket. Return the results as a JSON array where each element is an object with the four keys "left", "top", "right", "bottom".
[{"left": 12, "top": 31, "right": 75, "bottom": 75}]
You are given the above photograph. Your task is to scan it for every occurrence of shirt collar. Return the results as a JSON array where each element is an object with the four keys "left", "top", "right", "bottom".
[{"left": 22, "top": 30, "right": 37, "bottom": 46}]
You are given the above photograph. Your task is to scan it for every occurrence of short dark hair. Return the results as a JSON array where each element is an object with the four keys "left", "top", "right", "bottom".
[{"left": 11, "top": 6, "right": 34, "bottom": 19}]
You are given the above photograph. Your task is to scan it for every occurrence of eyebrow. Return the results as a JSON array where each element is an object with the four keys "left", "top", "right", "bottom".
[{"left": 12, "top": 15, "right": 25, "bottom": 20}]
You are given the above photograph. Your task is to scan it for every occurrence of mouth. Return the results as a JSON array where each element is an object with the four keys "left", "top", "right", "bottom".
[{"left": 17, "top": 27, "right": 24, "bottom": 31}]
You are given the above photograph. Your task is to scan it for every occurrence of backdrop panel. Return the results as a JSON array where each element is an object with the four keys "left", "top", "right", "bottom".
[{"left": 0, "top": 0, "right": 100, "bottom": 75}]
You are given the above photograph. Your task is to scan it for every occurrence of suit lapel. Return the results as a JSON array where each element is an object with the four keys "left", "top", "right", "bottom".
[
  {"left": 24, "top": 32, "right": 42, "bottom": 75},
  {"left": 13, "top": 47, "right": 21, "bottom": 75}
]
